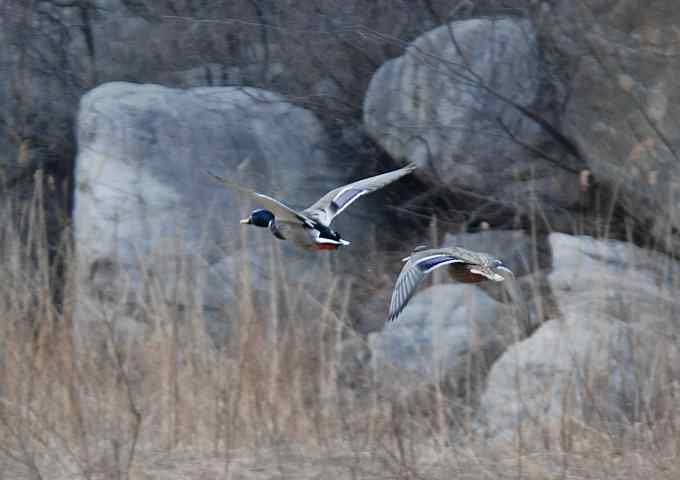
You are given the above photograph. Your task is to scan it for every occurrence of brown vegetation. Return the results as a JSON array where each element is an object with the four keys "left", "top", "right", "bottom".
[{"left": 0, "top": 184, "right": 678, "bottom": 480}]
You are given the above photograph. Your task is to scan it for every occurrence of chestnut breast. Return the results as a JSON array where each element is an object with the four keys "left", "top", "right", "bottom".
[{"left": 448, "top": 263, "right": 486, "bottom": 283}]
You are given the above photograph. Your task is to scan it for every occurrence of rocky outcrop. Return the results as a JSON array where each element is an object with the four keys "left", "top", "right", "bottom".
[
  {"left": 480, "top": 233, "right": 680, "bottom": 443},
  {"left": 364, "top": 18, "right": 581, "bottom": 215},
  {"left": 549, "top": 1, "right": 680, "bottom": 250},
  {"left": 73, "top": 82, "right": 344, "bottom": 343}
]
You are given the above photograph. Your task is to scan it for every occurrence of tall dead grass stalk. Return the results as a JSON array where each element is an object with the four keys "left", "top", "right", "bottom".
[{"left": 1, "top": 184, "right": 680, "bottom": 479}]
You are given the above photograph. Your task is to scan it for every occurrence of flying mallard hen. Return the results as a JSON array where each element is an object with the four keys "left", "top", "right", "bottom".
[
  {"left": 207, "top": 163, "right": 416, "bottom": 251},
  {"left": 388, "top": 245, "right": 513, "bottom": 321}
]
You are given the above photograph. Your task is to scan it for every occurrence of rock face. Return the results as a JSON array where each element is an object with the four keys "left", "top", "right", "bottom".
[
  {"left": 553, "top": 1, "right": 680, "bottom": 249},
  {"left": 73, "top": 82, "right": 343, "bottom": 343},
  {"left": 480, "top": 233, "right": 680, "bottom": 443},
  {"left": 369, "top": 283, "right": 520, "bottom": 401},
  {"left": 364, "top": 18, "right": 578, "bottom": 211}
]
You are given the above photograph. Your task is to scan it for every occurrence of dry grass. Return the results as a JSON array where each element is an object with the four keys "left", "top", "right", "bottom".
[{"left": 1, "top": 187, "right": 680, "bottom": 479}]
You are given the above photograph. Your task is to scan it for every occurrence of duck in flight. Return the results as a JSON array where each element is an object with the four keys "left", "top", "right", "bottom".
[
  {"left": 388, "top": 245, "right": 513, "bottom": 321},
  {"left": 207, "top": 163, "right": 416, "bottom": 251}
]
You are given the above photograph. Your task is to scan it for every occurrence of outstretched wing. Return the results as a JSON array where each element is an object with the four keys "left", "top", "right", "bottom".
[
  {"left": 206, "top": 171, "right": 310, "bottom": 225},
  {"left": 304, "top": 163, "right": 416, "bottom": 226},
  {"left": 388, "top": 252, "right": 465, "bottom": 322}
]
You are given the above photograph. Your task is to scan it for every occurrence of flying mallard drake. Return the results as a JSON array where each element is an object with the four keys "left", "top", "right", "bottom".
[
  {"left": 207, "top": 163, "right": 416, "bottom": 251},
  {"left": 388, "top": 245, "right": 513, "bottom": 321}
]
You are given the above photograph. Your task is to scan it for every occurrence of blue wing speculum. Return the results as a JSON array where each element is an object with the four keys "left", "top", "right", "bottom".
[{"left": 415, "top": 254, "right": 465, "bottom": 273}]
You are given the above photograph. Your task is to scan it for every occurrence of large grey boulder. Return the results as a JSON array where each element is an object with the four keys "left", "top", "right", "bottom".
[
  {"left": 480, "top": 233, "right": 680, "bottom": 443},
  {"left": 73, "top": 82, "right": 342, "bottom": 343},
  {"left": 364, "top": 18, "right": 579, "bottom": 211},
  {"left": 550, "top": 1, "right": 680, "bottom": 250},
  {"left": 369, "top": 283, "right": 520, "bottom": 402}
]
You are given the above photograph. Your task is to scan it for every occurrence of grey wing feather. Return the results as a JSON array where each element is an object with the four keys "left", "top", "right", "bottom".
[
  {"left": 388, "top": 264, "right": 426, "bottom": 322},
  {"left": 206, "top": 171, "right": 309, "bottom": 224},
  {"left": 304, "top": 163, "right": 416, "bottom": 226},
  {"left": 388, "top": 252, "right": 464, "bottom": 322}
]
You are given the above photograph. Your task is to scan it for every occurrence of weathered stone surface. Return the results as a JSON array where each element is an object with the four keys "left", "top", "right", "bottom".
[
  {"left": 480, "top": 233, "right": 680, "bottom": 442},
  {"left": 364, "top": 18, "right": 579, "bottom": 211},
  {"left": 73, "top": 82, "right": 342, "bottom": 342},
  {"left": 551, "top": 0, "right": 680, "bottom": 249},
  {"left": 369, "top": 283, "right": 520, "bottom": 400}
]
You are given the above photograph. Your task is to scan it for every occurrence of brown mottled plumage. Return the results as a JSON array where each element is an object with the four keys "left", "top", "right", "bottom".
[{"left": 388, "top": 246, "right": 513, "bottom": 322}]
